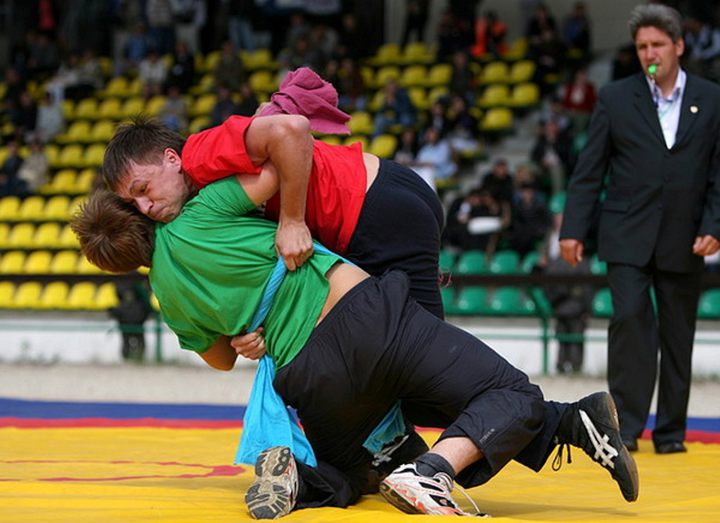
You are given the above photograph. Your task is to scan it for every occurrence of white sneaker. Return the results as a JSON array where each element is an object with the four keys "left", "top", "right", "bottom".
[
  {"left": 245, "top": 446, "right": 298, "bottom": 519},
  {"left": 380, "top": 462, "right": 489, "bottom": 517}
]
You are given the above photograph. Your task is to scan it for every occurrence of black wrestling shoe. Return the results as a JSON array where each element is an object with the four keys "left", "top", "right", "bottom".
[
  {"left": 554, "top": 392, "right": 640, "bottom": 502},
  {"left": 245, "top": 446, "right": 298, "bottom": 519},
  {"left": 655, "top": 441, "right": 686, "bottom": 454}
]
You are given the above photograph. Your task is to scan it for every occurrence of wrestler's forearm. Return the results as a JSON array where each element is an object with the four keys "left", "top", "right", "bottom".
[{"left": 199, "top": 336, "right": 238, "bottom": 371}]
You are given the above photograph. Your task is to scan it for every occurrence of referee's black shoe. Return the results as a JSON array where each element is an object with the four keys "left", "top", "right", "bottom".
[{"left": 553, "top": 392, "right": 640, "bottom": 502}]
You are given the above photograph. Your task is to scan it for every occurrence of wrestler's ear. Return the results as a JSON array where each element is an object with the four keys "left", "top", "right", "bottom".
[{"left": 163, "top": 147, "right": 182, "bottom": 169}]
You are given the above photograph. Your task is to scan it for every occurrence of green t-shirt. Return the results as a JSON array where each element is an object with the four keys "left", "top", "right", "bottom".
[{"left": 149, "top": 177, "right": 341, "bottom": 368}]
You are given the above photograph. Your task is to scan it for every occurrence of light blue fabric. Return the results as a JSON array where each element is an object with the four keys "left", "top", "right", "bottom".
[{"left": 235, "top": 243, "right": 405, "bottom": 466}]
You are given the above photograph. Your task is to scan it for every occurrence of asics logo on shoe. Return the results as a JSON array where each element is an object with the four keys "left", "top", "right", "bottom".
[{"left": 579, "top": 409, "right": 619, "bottom": 469}]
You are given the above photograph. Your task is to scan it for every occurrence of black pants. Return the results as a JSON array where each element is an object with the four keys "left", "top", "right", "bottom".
[
  {"left": 607, "top": 262, "right": 702, "bottom": 447},
  {"left": 275, "top": 271, "right": 566, "bottom": 509},
  {"left": 345, "top": 159, "right": 445, "bottom": 319}
]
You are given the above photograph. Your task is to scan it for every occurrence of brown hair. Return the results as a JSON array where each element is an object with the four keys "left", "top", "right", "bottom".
[
  {"left": 70, "top": 189, "right": 156, "bottom": 273},
  {"left": 103, "top": 115, "right": 186, "bottom": 191},
  {"left": 628, "top": 4, "right": 682, "bottom": 42}
]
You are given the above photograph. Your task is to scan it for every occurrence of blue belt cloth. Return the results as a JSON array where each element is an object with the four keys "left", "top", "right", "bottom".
[{"left": 235, "top": 244, "right": 405, "bottom": 466}]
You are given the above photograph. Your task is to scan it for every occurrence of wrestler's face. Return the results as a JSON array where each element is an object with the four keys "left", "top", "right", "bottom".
[
  {"left": 116, "top": 148, "right": 194, "bottom": 223},
  {"left": 635, "top": 25, "right": 684, "bottom": 83}
]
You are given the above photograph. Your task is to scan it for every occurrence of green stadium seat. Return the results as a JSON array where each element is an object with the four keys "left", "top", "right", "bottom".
[
  {"left": 698, "top": 289, "right": 720, "bottom": 319},
  {"left": 521, "top": 251, "right": 541, "bottom": 273},
  {"left": 489, "top": 250, "right": 520, "bottom": 274},
  {"left": 589, "top": 255, "right": 607, "bottom": 275},
  {"left": 455, "top": 250, "right": 487, "bottom": 275},
  {"left": 439, "top": 249, "right": 457, "bottom": 273},
  {"left": 489, "top": 287, "right": 536, "bottom": 316},
  {"left": 441, "top": 286, "right": 462, "bottom": 316},
  {"left": 455, "top": 286, "right": 489, "bottom": 315},
  {"left": 592, "top": 288, "right": 613, "bottom": 317},
  {"left": 549, "top": 191, "right": 566, "bottom": 214}
]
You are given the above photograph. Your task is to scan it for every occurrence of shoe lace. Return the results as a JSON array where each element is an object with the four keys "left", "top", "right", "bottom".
[
  {"left": 435, "top": 472, "right": 486, "bottom": 517},
  {"left": 551, "top": 441, "right": 572, "bottom": 471}
]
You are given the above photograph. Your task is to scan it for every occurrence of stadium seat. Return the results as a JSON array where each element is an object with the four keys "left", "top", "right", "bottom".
[
  {"left": 348, "top": 111, "right": 374, "bottom": 135},
  {"left": 319, "top": 135, "right": 341, "bottom": 145},
  {"left": 50, "top": 250, "right": 78, "bottom": 274},
  {"left": 549, "top": 191, "right": 566, "bottom": 214},
  {"left": 489, "top": 287, "right": 536, "bottom": 316},
  {"left": 83, "top": 143, "right": 106, "bottom": 168},
  {"left": 40, "top": 169, "right": 77, "bottom": 195},
  {"left": 455, "top": 250, "right": 488, "bottom": 275},
  {"left": 0, "top": 223, "right": 8, "bottom": 248},
  {"left": 39, "top": 281, "right": 70, "bottom": 310},
  {"left": 190, "top": 93, "right": 217, "bottom": 117},
  {"left": 61, "top": 99, "right": 75, "bottom": 120},
  {"left": 455, "top": 286, "right": 489, "bottom": 315},
  {"left": 94, "top": 282, "right": 119, "bottom": 310},
  {"left": 67, "top": 281, "right": 98, "bottom": 310},
  {"left": 89, "top": 119, "right": 115, "bottom": 143},
  {"left": 248, "top": 70, "right": 278, "bottom": 94},
  {"left": 24, "top": 250, "right": 53, "bottom": 274},
  {"left": 367, "top": 134, "right": 398, "bottom": 158},
  {"left": 121, "top": 96, "right": 145, "bottom": 119},
  {"left": 77, "top": 255, "right": 103, "bottom": 274},
  {"left": 44, "top": 195, "right": 71, "bottom": 221},
  {"left": 367, "top": 43, "right": 402, "bottom": 67},
  {"left": 0, "top": 250, "right": 26, "bottom": 273},
  {"left": 367, "top": 90, "right": 386, "bottom": 112},
  {"left": 44, "top": 143, "right": 61, "bottom": 169},
  {"left": 189, "top": 73, "right": 214, "bottom": 95},
  {"left": 57, "top": 144, "right": 85, "bottom": 169},
  {"left": 480, "top": 107, "right": 514, "bottom": 133},
  {"left": 73, "top": 99, "right": 98, "bottom": 120},
  {"left": 33, "top": 222, "right": 62, "bottom": 248},
  {"left": 0, "top": 196, "right": 21, "bottom": 220},
  {"left": 489, "top": 250, "right": 520, "bottom": 274},
  {"left": 477, "top": 84, "right": 511, "bottom": 109},
  {"left": 408, "top": 87, "right": 430, "bottom": 111},
  {"left": 344, "top": 135, "right": 368, "bottom": 150},
  {"left": 399, "top": 65, "right": 427, "bottom": 88},
  {"left": 75, "top": 169, "right": 97, "bottom": 193},
  {"left": 504, "top": 37, "right": 529, "bottom": 61},
  {"left": 427, "top": 86, "right": 449, "bottom": 106},
  {"left": 18, "top": 197, "right": 45, "bottom": 221},
  {"left": 478, "top": 61, "right": 510, "bottom": 85},
  {"left": 373, "top": 65, "right": 401, "bottom": 89},
  {"left": 56, "top": 120, "right": 92, "bottom": 144},
  {"left": 589, "top": 255, "right": 607, "bottom": 275},
  {"left": 439, "top": 249, "right": 457, "bottom": 273},
  {"left": 0, "top": 282, "right": 15, "bottom": 308},
  {"left": 592, "top": 288, "right": 613, "bottom": 317},
  {"left": 509, "top": 60, "right": 536, "bottom": 84},
  {"left": 145, "top": 95, "right": 167, "bottom": 117},
  {"left": 97, "top": 97, "right": 124, "bottom": 120},
  {"left": 440, "top": 286, "right": 462, "bottom": 316},
  {"left": 521, "top": 251, "right": 541, "bottom": 273},
  {"left": 202, "top": 50, "right": 221, "bottom": 72},
  {"left": 401, "top": 41, "right": 435, "bottom": 65},
  {"left": 241, "top": 48, "right": 277, "bottom": 71},
  {"left": 698, "top": 289, "right": 720, "bottom": 319},
  {"left": 509, "top": 82, "right": 540, "bottom": 109},
  {"left": 58, "top": 224, "right": 81, "bottom": 248},
  {"left": 12, "top": 281, "right": 43, "bottom": 309},
  {"left": 7, "top": 223, "right": 36, "bottom": 249},
  {"left": 424, "top": 63, "right": 452, "bottom": 88},
  {"left": 188, "top": 115, "right": 211, "bottom": 134},
  {"left": 99, "top": 76, "right": 130, "bottom": 98}
]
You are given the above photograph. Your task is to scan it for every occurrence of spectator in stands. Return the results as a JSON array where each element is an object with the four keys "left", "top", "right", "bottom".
[
  {"left": 539, "top": 95, "right": 572, "bottom": 135},
  {"left": 436, "top": 8, "right": 469, "bottom": 60},
  {"left": 425, "top": 99, "right": 450, "bottom": 135},
  {"left": 561, "top": 2, "right": 592, "bottom": 61},
  {"left": 12, "top": 91, "right": 38, "bottom": 141},
  {"left": 171, "top": 0, "right": 206, "bottom": 54},
  {"left": 445, "top": 94, "right": 480, "bottom": 157},
  {"left": 401, "top": 0, "right": 430, "bottom": 47},
  {"left": 444, "top": 188, "right": 509, "bottom": 254},
  {"left": 236, "top": 81, "right": 260, "bottom": 117},
  {"left": 65, "top": 50, "right": 104, "bottom": 101},
  {"left": 109, "top": 281, "right": 153, "bottom": 362},
  {"left": 393, "top": 127, "right": 419, "bottom": 167},
  {"left": 471, "top": 10, "right": 508, "bottom": 60},
  {"left": 228, "top": 0, "right": 259, "bottom": 52},
  {"left": 159, "top": 84, "right": 189, "bottom": 133},
  {"left": 122, "top": 21, "right": 152, "bottom": 76},
  {"left": 529, "top": 27, "right": 567, "bottom": 95},
  {"left": 335, "top": 57, "right": 368, "bottom": 112},
  {"left": 166, "top": 40, "right": 196, "bottom": 92},
  {"left": 509, "top": 182, "right": 552, "bottom": 258},
  {"left": 683, "top": 15, "right": 720, "bottom": 82},
  {"left": 145, "top": 0, "right": 176, "bottom": 55},
  {"left": 531, "top": 119, "right": 574, "bottom": 196},
  {"left": 513, "top": 163, "right": 540, "bottom": 192},
  {"left": 211, "top": 85, "right": 241, "bottom": 126},
  {"left": 214, "top": 40, "right": 246, "bottom": 93},
  {"left": 308, "top": 23, "right": 337, "bottom": 69},
  {"left": 448, "top": 50, "right": 477, "bottom": 104},
  {"left": 0, "top": 140, "right": 26, "bottom": 197},
  {"left": 540, "top": 211, "right": 593, "bottom": 374},
  {"left": 138, "top": 48, "right": 168, "bottom": 98},
  {"left": 413, "top": 126, "right": 457, "bottom": 190},
  {"left": 561, "top": 67, "right": 597, "bottom": 132},
  {"left": 278, "top": 34, "right": 325, "bottom": 79},
  {"left": 480, "top": 158, "right": 515, "bottom": 206},
  {"left": 526, "top": 2, "right": 557, "bottom": 48},
  {"left": 373, "top": 79, "right": 417, "bottom": 137},
  {"left": 26, "top": 30, "right": 61, "bottom": 79},
  {"left": 17, "top": 139, "right": 50, "bottom": 194},
  {"left": 34, "top": 91, "right": 65, "bottom": 144},
  {"left": 336, "top": 12, "right": 367, "bottom": 61}
]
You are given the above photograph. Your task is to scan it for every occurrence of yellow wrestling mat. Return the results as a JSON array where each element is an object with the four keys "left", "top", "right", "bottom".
[{"left": 1, "top": 426, "right": 720, "bottom": 523}]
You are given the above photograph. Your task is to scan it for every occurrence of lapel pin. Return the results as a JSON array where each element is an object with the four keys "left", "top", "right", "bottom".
[{"left": 690, "top": 105, "right": 699, "bottom": 113}]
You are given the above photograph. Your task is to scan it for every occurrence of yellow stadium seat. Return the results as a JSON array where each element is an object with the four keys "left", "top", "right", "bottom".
[
  {"left": 7, "top": 223, "right": 35, "bottom": 249},
  {"left": 344, "top": 135, "right": 368, "bottom": 151},
  {"left": 40, "top": 169, "right": 77, "bottom": 195},
  {"left": 62, "top": 99, "right": 75, "bottom": 120},
  {"left": 242, "top": 48, "right": 277, "bottom": 71},
  {"left": 24, "top": 250, "right": 53, "bottom": 274},
  {"left": 427, "top": 86, "right": 449, "bottom": 106},
  {"left": 0, "top": 250, "right": 26, "bottom": 273},
  {"left": 94, "top": 281, "right": 119, "bottom": 310},
  {"left": 0, "top": 196, "right": 21, "bottom": 220},
  {"left": 399, "top": 65, "right": 427, "bottom": 88},
  {"left": 75, "top": 168, "right": 98, "bottom": 193},
  {"left": 509, "top": 60, "right": 536, "bottom": 84},
  {"left": 318, "top": 135, "right": 341, "bottom": 145},
  {"left": 367, "top": 90, "right": 386, "bottom": 112},
  {"left": 58, "top": 144, "right": 85, "bottom": 169},
  {"left": 58, "top": 224, "right": 80, "bottom": 248},
  {"left": 12, "top": 281, "right": 43, "bottom": 309},
  {"left": 401, "top": 42, "right": 435, "bottom": 65},
  {"left": 189, "top": 73, "right": 214, "bottom": 95},
  {"left": 424, "top": 63, "right": 452, "bottom": 88},
  {"left": 77, "top": 255, "right": 103, "bottom": 274},
  {"left": 360, "top": 66, "right": 375, "bottom": 87},
  {"left": 39, "top": 281, "right": 70, "bottom": 309},
  {"left": 18, "top": 196, "right": 46, "bottom": 220},
  {"left": 367, "top": 134, "right": 398, "bottom": 159},
  {"left": 348, "top": 111, "right": 374, "bottom": 135},
  {"left": 145, "top": 95, "right": 167, "bottom": 116},
  {"left": 44, "top": 195, "right": 71, "bottom": 221},
  {"left": 56, "top": 120, "right": 92, "bottom": 144},
  {"left": 248, "top": 70, "right": 278, "bottom": 94},
  {"left": 50, "top": 250, "right": 78, "bottom": 274},
  {"left": 73, "top": 98, "right": 98, "bottom": 120},
  {"left": 203, "top": 50, "right": 222, "bottom": 72},
  {"left": 100, "top": 76, "right": 129, "bottom": 98},
  {"left": 368, "top": 43, "right": 401, "bottom": 67},
  {"left": 33, "top": 222, "right": 62, "bottom": 248},
  {"left": 373, "top": 66, "right": 401, "bottom": 89},
  {"left": 480, "top": 107, "right": 514, "bottom": 132},
  {"left": 190, "top": 93, "right": 216, "bottom": 117},
  {"left": 0, "top": 223, "right": 8, "bottom": 248},
  {"left": 89, "top": 119, "right": 115, "bottom": 143},
  {"left": 83, "top": 143, "right": 106, "bottom": 168},
  {"left": 44, "top": 143, "right": 61, "bottom": 169},
  {"left": 0, "top": 146, "right": 8, "bottom": 166},
  {"left": 477, "top": 84, "right": 511, "bottom": 108},
  {"left": 66, "top": 281, "right": 98, "bottom": 310},
  {"left": 479, "top": 61, "right": 510, "bottom": 84},
  {"left": 408, "top": 87, "right": 430, "bottom": 111},
  {"left": 68, "top": 195, "right": 88, "bottom": 217},
  {"left": 509, "top": 82, "right": 540, "bottom": 109},
  {"left": 0, "top": 282, "right": 15, "bottom": 308},
  {"left": 121, "top": 96, "right": 145, "bottom": 119},
  {"left": 504, "top": 37, "right": 528, "bottom": 61},
  {"left": 188, "top": 115, "right": 211, "bottom": 134},
  {"left": 97, "top": 97, "right": 124, "bottom": 120}
]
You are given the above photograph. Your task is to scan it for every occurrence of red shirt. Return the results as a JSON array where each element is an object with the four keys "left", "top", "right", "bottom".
[{"left": 182, "top": 115, "right": 367, "bottom": 253}]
